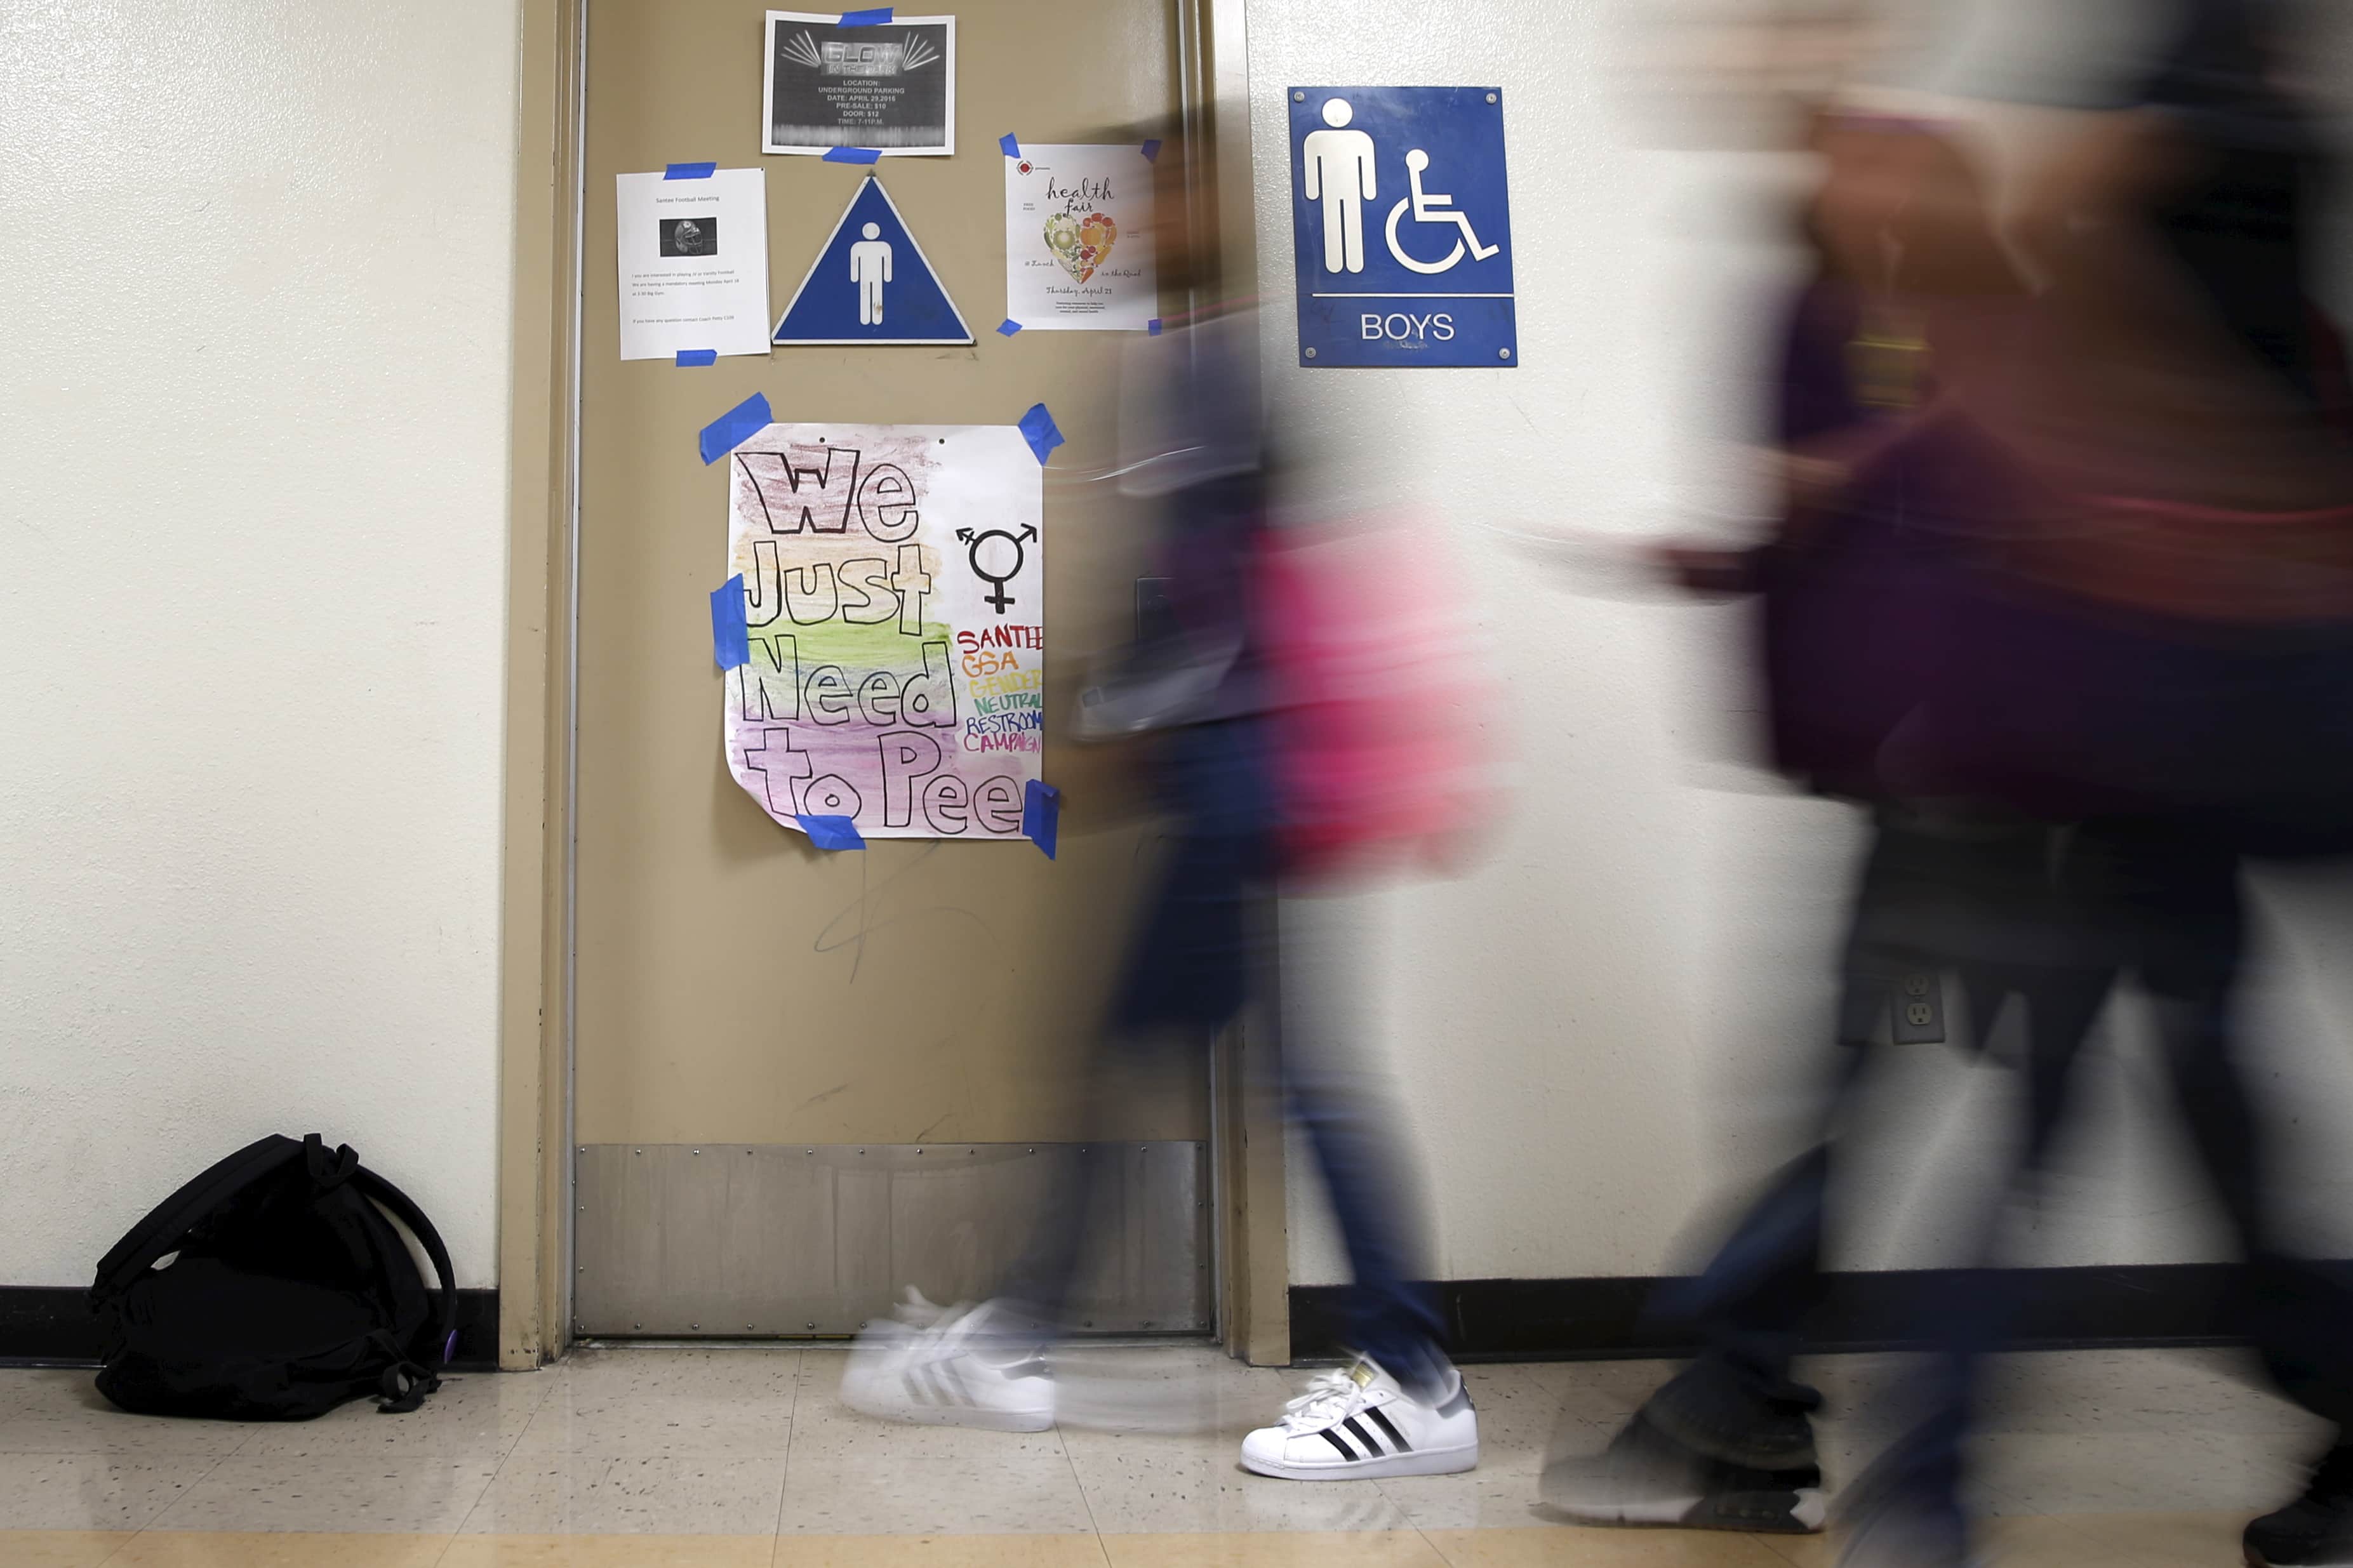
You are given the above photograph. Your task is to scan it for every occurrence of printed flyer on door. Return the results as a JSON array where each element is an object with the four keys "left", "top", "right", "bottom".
[
  {"left": 719, "top": 422, "right": 1044, "bottom": 842},
  {"left": 1003, "top": 144, "right": 1159, "bottom": 331},
  {"left": 613, "top": 168, "right": 773, "bottom": 359},
  {"left": 763, "top": 10, "right": 956, "bottom": 156}
]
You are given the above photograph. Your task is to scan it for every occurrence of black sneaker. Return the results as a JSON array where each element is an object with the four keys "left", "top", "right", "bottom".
[
  {"left": 2247, "top": 1445, "right": 2353, "bottom": 1567},
  {"left": 1539, "top": 1406, "right": 1827, "bottom": 1533},
  {"left": 1644, "top": 1357, "right": 1823, "bottom": 1472}
]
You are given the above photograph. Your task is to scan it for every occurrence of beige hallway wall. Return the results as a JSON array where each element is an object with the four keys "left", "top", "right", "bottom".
[{"left": 0, "top": 1, "right": 524, "bottom": 1287}]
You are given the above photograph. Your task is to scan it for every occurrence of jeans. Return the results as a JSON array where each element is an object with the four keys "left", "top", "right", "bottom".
[
  {"left": 1655, "top": 810, "right": 2353, "bottom": 1513},
  {"left": 998, "top": 719, "right": 1448, "bottom": 1393}
]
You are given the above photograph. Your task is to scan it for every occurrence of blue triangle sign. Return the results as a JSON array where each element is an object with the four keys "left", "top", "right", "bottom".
[{"left": 773, "top": 176, "right": 973, "bottom": 346}]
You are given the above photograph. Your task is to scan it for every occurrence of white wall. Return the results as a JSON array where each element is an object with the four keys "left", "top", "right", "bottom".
[
  {"left": 0, "top": 1, "right": 521, "bottom": 1288},
  {"left": 1255, "top": 0, "right": 2353, "bottom": 1289}
]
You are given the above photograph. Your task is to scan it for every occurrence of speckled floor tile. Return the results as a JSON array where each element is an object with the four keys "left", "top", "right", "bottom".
[
  {"left": 140, "top": 1455, "right": 495, "bottom": 1534},
  {"left": 0, "top": 1454, "right": 223, "bottom": 1531},
  {"left": 777, "top": 1451, "right": 1095, "bottom": 1536},
  {"left": 462, "top": 1452, "right": 787, "bottom": 1536}
]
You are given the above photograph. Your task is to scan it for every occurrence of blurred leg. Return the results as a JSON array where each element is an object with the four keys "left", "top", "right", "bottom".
[
  {"left": 999, "top": 718, "right": 1274, "bottom": 1340},
  {"left": 1283, "top": 1023, "right": 1448, "bottom": 1393},
  {"left": 1546, "top": 813, "right": 2036, "bottom": 1532},
  {"left": 2090, "top": 823, "right": 2353, "bottom": 1564},
  {"left": 2117, "top": 825, "right": 2353, "bottom": 1432},
  {"left": 1855, "top": 951, "right": 2115, "bottom": 1529},
  {"left": 839, "top": 722, "right": 1274, "bottom": 1432},
  {"left": 994, "top": 827, "right": 1255, "bottom": 1341},
  {"left": 1658, "top": 817, "right": 2110, "bottom": 1495},
  {"left": 1648, "top": 816, "right": 1940, "bottom": 1447}
]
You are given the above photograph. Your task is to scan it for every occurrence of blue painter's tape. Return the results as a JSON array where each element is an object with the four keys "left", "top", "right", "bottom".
[
  {"left": 997, "top": 319, "right": 1022, "bottom": 336},
  {"left": 665, "top": 161, "right": 717, "bottom": 180},
  {"left": 999, "top": 132, "right": 1020, "bottom": 157},
  {"left": 1017, "top": 402, "right": 1064, "bottom": 466},
  {"left": 711, "top": 575, "right": 750, "bottom": 670},
  {"left": 1022, "top": 780, "right": 1061, "bottom": 860},
  {"left": 676, "top": 348, "right": 717, "bottom": 367},
  {"left": 1146, "top": 317, "right": 1162, "bottom": 336},
  {"left": 1140, "top": 138, "right": 1162, "bottom": 163},
  {"left": 823, "top": 146, "right": 881, "bottom": 164},
  {"left": 797, "top": 814, "right": 867, "bottom": 850},
  {"left": 837, "top": 5, "right": 893, "bottom": 22},
  {"left": 699, "top": 391, "right": 771, "bottom": 465}
]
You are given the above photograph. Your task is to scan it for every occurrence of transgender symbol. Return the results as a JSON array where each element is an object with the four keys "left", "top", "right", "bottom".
[{"left": 954, "top": 523, "right": 1038, "bottom": 615}]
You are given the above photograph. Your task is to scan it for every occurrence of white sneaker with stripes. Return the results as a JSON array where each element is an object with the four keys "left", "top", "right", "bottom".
[
  {"left": 839, "top": 1296, "right": 1056, "bottom": 1433},
  {"left": 1240, "top": 1358, "right": 1479, "bottom": 1480}
]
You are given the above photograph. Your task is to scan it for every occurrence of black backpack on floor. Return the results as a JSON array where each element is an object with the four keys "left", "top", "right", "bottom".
[{"left": 88, "top": 1133, "right": 457, "bottom": 1420}]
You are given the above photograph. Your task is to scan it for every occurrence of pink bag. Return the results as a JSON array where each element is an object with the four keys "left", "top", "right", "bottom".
[{"left": 1255, "top": 518, "right": 1500, "bottom": 884}]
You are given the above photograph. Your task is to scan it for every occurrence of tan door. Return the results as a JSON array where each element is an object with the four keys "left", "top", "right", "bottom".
[{"left": 570, "top": 0, "right": 1212, "bottom": 1338}]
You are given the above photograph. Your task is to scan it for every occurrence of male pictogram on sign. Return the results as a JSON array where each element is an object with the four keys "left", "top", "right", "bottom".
[
  {"left": 1302, "top": 98, "right": 1377, "bottom": 274},
  {"left": 850, "top": 222, "right": 893, "bottom": 325},
  {"left": 773, "top": 175, "right": 973, "bottom": 346},
  {"left": 1286, "top": 86, "right": 1517, "bottom": 368}
]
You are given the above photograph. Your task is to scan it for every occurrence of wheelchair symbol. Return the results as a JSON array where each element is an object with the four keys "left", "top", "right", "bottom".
[
  {"left": 1383, "top": 149, "right": 1500, "bottom": 276},
  {"left": 955, "top": 523, "right": 1037, "bottom": 615}
]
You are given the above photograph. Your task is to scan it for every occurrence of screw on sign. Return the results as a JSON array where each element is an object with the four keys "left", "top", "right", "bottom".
[{"left": 955, "top": 523, "right": 1038, "bottom": 614}]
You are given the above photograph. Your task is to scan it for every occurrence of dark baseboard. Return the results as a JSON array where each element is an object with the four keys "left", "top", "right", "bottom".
[
  {"left": 0, "top": 1286, "right": 503, "bottom": 1372},
  {"left": 1291, "top": 1263, "right": 2293, "bottom": 1364},
  {"left": 6, "top": 1266, "right": 2289, "bottom": 1371}
]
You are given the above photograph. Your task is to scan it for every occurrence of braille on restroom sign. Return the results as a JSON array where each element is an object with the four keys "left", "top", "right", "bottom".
[{"left": 1287, "top": 86, "right": 1516, "bottom": 368}]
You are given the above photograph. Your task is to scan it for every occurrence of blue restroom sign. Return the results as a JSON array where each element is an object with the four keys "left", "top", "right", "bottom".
[
  {"left": 1287, "top": 86, "right": 1516, "bottom": 368},
  {"left": 774, "top": 175, "right": 973, "bottom": 346}
]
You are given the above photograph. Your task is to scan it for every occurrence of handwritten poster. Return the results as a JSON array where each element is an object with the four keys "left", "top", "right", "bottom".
[
  {"left": 1003, "top": 144, "right": 1159, "bottom": 331},
  {"left": 722, "top": 423, "right": 1044, "bottom": 840}
]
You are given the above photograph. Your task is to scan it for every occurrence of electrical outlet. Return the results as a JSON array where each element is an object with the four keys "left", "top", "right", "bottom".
[
  {"left": 1891, "top": 970, "right": 1946, "bottom": 1044},
  {"left": 1136, "top": 576, "right": 1175, "bottom": 642}
]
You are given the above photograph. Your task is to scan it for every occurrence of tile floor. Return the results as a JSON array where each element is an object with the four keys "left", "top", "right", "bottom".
[{"left": 0, "top": 1343, "right": 2326, "bottom": 1565}]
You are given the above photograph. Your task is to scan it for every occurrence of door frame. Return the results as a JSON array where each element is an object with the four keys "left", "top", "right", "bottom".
[
  {"left": 492, "top": 0, "right": 1284, "bottom": 1369},
  {"left": 497, "top": 0, "right": 586, "bottom": 1371}
]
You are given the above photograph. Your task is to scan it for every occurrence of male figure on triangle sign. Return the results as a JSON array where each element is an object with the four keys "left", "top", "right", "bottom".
[
  {"left": 850, "top": 222, "right": 893, "bottom": 326},
  {"left": 775, "top": 175, "right": 973, "bottom": 345}
]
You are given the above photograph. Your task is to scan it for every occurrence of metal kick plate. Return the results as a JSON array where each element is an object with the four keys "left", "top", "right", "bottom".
[{"left": 575, "top": 1142, "right": 1211, "bottom": 1336}]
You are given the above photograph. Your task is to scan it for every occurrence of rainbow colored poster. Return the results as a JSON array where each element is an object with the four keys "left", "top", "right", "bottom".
[{"left": 720, "top": 423, "right": 1043, "bottom": 840}]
